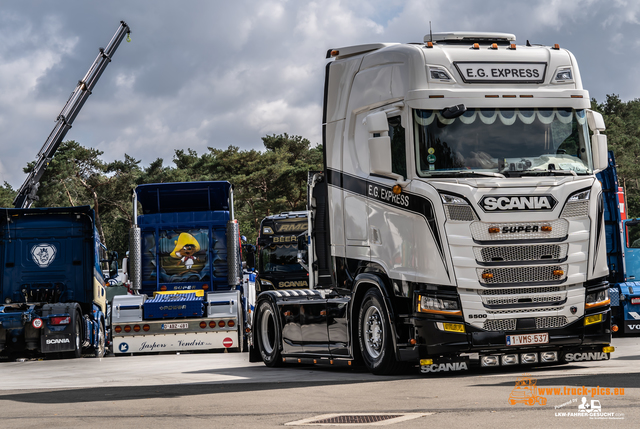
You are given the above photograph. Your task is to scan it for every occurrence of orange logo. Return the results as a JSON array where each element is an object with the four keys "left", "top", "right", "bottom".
[{"left": 509, "top": 374, "right": 547, "bottom": 406}]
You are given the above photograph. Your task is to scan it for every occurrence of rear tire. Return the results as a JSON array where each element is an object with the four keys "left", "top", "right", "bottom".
[
  {"left": 255, "top": 300, "right": 282, "bottom": 367},
  {"left": 93, "top": 321, "right": 105, "bottom": 358},
  {"left": 65, "top": 314, "right": 82, "bottom": 359},
  {"left": 358, "top": 288, "right": 402, "bottom": 375}
]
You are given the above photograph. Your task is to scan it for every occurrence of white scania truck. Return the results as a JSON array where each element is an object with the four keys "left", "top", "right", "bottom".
[{"left": 251, "top": 32, "right": 614, "bottom": 374}]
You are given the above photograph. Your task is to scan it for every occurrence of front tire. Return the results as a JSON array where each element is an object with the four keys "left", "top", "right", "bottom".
[
  {"left": 255, "top": 300, "right": 282, "bottom": 367},
  {"left": 358, "top": 288, "right": 402, "bottom": 375}
]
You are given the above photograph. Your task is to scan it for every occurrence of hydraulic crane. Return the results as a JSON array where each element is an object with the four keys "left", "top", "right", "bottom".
[{"left": 13, "top": 21, "right": 131, "bottom": 208}]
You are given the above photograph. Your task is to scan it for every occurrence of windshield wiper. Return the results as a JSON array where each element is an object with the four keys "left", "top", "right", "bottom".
[
  {"left": 515, "top": 169, "right": 577, "bottom": 177},
  {"left": 446, "top": 171, "right": 506, "bottom": 178}
]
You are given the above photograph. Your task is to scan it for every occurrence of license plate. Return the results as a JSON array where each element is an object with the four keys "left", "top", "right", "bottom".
[
  {"left": 506, "top": 333, "right": 549, "bottom": 346},
  {"left": 161, "top": 323, "right": 189, "bottom": 330}
]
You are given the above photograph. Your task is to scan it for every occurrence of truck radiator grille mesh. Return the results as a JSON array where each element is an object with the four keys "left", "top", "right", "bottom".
[
  {"left": 482, "top": 316, "right": 569, "bottom": 331},
  {"left": 474, "top": 244, "right": 568, "bottom": 263},
  {"left": 535, "top": 316, "right": 568, "bottom": 329},
  {"left": 481, "top": 286, "right": 564, "bottom": 295},
  {"left": 487, "top": 307, "right": 564, "bottom": 314},
  {"left": 484, "top": 295, "right": 565, "bottom": 306},
  {"left": 444, "top": 204, "right": 478, "bottom": 221},
  {"left": 470, "top": 219, "right": 568, "bottom": 241},
  {"left": 483, "top": 319, "right": 516, "bottom": 331},
  {"left": 561, "top": 201, "right": 589, "bottom": 218},
  {"left": 478, "top": 265, "right": 567, "bottom": 284}
]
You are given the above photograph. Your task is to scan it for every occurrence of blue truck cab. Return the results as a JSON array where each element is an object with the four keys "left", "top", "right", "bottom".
[
  {"left": 111, "top": 182, "right": 246, "bottom": 354},
  {"left": 0, "top": 206, "right": 109, "bottom": 358}
]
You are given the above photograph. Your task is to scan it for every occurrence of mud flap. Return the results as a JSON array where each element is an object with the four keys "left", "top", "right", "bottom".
[{"left": 40, "top": 303, "right": 79, "bottom": 353}]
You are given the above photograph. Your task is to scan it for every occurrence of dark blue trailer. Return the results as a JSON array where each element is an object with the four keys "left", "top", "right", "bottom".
[{"left": 597, "top": 151, "right": 640, "bottom": 334}]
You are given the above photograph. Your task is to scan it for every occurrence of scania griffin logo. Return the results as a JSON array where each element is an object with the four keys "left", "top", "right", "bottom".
[{"left": 480, "top": 195, "right": 557, "bottom": 212}]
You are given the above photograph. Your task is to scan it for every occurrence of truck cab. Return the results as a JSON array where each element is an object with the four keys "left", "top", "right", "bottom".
[
  {"left": 252, "top": 31, "right": 614, "bottom": 374},
  {"left": 256, "top": 212, "right": 309, "bottom": 292}
]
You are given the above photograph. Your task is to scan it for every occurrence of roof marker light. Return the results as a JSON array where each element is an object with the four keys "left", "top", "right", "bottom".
[
  {"left": 553, "top": 44, "right": 560, "bottom": 49},
  {"left": 510, "top": 44, "right": 516, "bottom": 50},
  {"left": 520, "top": 95, "right": 534, "bottom": 98},
  {"left": 503, "top": 95, "right": 516, "bottom": 98},
  {"left": 485, "top": 95, "right": 499, "bottom": 98},
  {"left": 427, "top": 41, "right": 433, "bottom": 48},
  {"left": 473, "top": 43, "right": 480, "bottom": 49},
  {"left": 331, "top": 50, "right": 339, "bottom": 57},
  {"left": 491, "top": 43, "right": 498, "bottom": 49}
]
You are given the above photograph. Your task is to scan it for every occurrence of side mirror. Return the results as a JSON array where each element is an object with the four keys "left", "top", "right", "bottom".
[
  {"left": 586, "top": 110, "right": 606, "bottom": 132},
  {"left": 591, "top": 134, "right": 608, "bottom": 172}
]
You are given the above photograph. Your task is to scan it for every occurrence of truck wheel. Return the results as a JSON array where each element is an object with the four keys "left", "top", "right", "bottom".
[
  {"left": 358, "top": 288, "right": 402, "bottom": 375},
  {"left": 255, "top": 300, "right": 282, "bottom": 367},
  {"left": 65, "top": 314, "right": 82, "bottom": 359},
  {"left": 94, "top": 322, "right": 105, "bottom": 358}
]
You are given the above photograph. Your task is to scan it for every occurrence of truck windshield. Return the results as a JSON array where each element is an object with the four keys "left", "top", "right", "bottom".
[
  {"left": 414, "top": 108, "right": 592, "bottom": 177},
  {"left": 259, "top": 244, "right": 306, "bottom": 273}
]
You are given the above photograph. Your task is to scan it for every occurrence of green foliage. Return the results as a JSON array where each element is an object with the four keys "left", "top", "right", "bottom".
[
  {"left": 593, "top": 94, "right": 640, "bottom": 217},
  {"left": 0, "top": 182, "right": 16, "bottom": 208},
  {"left": 16, "top": 134, "right": 322, "bottom": 258}
]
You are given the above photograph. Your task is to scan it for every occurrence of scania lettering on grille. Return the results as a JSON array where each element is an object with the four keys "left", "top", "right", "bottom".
[{"left": 480, "top": 195, "right": 557, "bottom": 212}]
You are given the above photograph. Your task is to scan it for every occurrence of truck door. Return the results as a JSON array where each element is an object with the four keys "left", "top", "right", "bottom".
[{"left": 624, "top": 220, "right": 640, "bottom": 280}]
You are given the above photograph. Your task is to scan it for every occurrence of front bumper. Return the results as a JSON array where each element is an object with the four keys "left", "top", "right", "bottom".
[{"left": 397, "top": 308, "right": 611, "bottom": 361}]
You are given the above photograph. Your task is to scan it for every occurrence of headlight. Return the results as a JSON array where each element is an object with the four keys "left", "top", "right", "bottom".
[
  {"left": 585, "top": 289, "right": 610, "bottom": 309},
  {"left": 568, "top": 189, "right": 590, "bottom": 201},
  {"left": 440, "top": 193, "right": 478, "bottom": 221},
  {"left": 418, "top": 295, "right": 461, "bottom": 315},
  {"left": 260, "top": 279, "right": 274, "bottom": 287},
  {"left": 440, "top": 193, "right": 467, "bottom": 205},
  {"left": 552, "top": 66, "right": 574, "bottom": 83},
  {"left": 561, "top": 188, "right": 590, "bottom": 218},
  {"left": 427, "top": 65, "right": 455, "bottom": 83}
]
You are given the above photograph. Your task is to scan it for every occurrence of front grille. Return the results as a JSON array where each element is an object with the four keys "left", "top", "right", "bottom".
[
  {"left": 478, "top": 265, "right": 568, "bottom": 285},
  {"left": 482, "top": 316, "right": 569, "bottom": 331},
  {"left": 444, "top": 204, "right": 478, "bottom": 221},
  {"left": 474, "top": 244, "right": 568, "bottom": 263},
  {"left": 536, "top": 316, "right": 568, "bottom": 329},
  {"left": 487, "top": 307, "right": 564, "bottom": 314},
  {"left": 484, "top": 295, "right": 564, "bottom": 305},
  {"left": 483, "top": 319, "right": 516, "bottom": 331},
  {"left": 470, "top": 219, "right": 569, "bottom": 242},
  {"left": 481, "top": 286, "right": 565, "bottom": 295},
  {"left": 561, "top": 201, "right": 589, "bottom": 218}
]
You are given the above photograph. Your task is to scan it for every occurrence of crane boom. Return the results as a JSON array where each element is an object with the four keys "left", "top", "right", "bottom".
[{"left": 13, "top": 21, "right": 131, "bottom": 208}]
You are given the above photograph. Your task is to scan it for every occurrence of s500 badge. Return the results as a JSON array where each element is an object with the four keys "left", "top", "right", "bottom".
[{"left": 479, "top": 195, "right": 557, "bottom": 212}]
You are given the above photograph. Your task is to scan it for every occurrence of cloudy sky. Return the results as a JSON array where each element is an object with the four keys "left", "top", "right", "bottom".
[{"left": 1, "top": 0, "right": 639, "bottom": 189}]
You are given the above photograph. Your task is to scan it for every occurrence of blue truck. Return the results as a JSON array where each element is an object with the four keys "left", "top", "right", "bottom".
[
  {"left": 598, "top": 151, "right": 640, "bottom": 334},
  {"left": 111, "top": 181, "right": 246, "bottom": 354},
  {"left": 0, "top": 22, "right": 130, "bottom": 360},
  {"left": 0, "top": 206, "right": 114, "bottom": 358}
]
